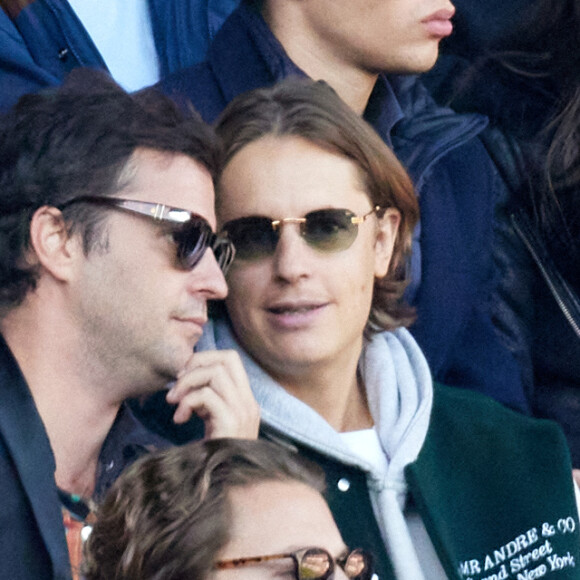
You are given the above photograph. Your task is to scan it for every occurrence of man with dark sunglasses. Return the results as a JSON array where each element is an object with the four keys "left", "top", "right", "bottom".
[{"left": 0, "top": 69, "right": 259, "bottom": 579}]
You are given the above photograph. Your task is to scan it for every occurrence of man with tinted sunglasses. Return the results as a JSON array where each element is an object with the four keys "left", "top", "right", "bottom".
[
  {"left": 0, "top": 69, "right": 259, "bottom": 580},
  {"left": 157, "top": 0, "right": 530, "bottom": 415}
]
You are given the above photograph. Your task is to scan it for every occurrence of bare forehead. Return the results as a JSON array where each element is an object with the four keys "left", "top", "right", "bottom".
[
  {"left": 225, "top": 480, "right": 346, "bottom": 555},
  {"left": 217, "top": 136, "right": 370, "bottom": 219}
]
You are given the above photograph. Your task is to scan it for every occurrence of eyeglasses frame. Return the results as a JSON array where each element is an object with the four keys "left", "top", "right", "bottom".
[
  {"left": 269, "top": 205, "right": 382, "bottom": 232},
  {"left": 220, "top": 205, "right": 384, "bottom": 261},
  {"left": 57, "top": 195, "right": 235, "bottom": 273},
  {"left": 215, "top": 546, "right": 372, "bottom": 580}
]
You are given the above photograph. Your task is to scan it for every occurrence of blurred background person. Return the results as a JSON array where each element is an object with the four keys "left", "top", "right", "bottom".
[
  {"left": 425, "top": 0, "right": 580, "bottom": 468},
  {"left": 0, "top": 0, "right": 240, "bottom": 111}
]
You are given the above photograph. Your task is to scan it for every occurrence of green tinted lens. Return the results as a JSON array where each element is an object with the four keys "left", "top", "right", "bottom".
[
  {"left": 222, "top": 209, "right": 362, "bottom": 261},
  {"left": 223, "top": 216, "right": 279, "bottom": 261},
  {"left": 302, "top": 209, "right": 358, "bottom": 252}
]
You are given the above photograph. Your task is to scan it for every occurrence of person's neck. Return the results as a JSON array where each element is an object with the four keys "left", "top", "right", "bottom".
[
  {"left": 264, "top": 7, "right": 378, "bottom": 115},
  {"left": 1, "top": 305, "right": 123, "bottom": 498},
  {"left": 267, "top": 346, "right": 373, "bottom": 433},
  {"left": 38, "top": 381, "right": 120, "bottom": 498}
]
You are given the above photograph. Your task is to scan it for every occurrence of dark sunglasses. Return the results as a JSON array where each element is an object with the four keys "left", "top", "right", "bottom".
[
  {"left": 58, "top": 196, "right": 235, "bottom": 274},
  {"left": 216, "top": 547, "right": 373, "bottom": 579},
  {"left": 220, "top": 206, "right": 383, "bottom": 262}
]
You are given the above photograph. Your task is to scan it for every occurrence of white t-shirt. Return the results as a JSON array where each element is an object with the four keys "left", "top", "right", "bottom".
[
  {"left": 339, "top": 427, "right": 447, "bottom": 579},
  {"left": 339, "top": 427, "right": 389, "bottom": 473},
  {"left": 68, "top": 0, "right": 159, "bottom": 91}
]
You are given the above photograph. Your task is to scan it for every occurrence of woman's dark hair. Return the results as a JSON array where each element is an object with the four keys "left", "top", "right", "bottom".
[
  {"left": 494, "top": 0, "right": 579, "bottom": 285},
  {"left": 215, "top": 78, "right": 420, "bottom": 332},
  {"left": 0, "top": 68, "right": 221, "bottom": 309},
  {"left": 82, "top": 438, "right": 325, "bottom": 580},
  {"left": 441, "top": 0, "right": 579, "bottom": 284}
]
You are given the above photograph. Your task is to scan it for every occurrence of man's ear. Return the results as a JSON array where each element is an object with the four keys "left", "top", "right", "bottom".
[
  {"left": 374, "top": 208, "right": 400, "bottom": 278},
  {"left": 28, "top": 206, "right": 82, "bottom": 282}
]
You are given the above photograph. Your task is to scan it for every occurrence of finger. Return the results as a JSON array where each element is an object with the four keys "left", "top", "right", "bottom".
[
  {"left": 172, "top": 384, "right": 260, "bottom": 439},
  {"left": 170, "top": 379, "right": 260, "bottom": 436},
  {"left": 166, "top": 349, "right": 260, "bottom": 438},
  {"left": 178, "top": 349, "right": 248, "bottom": 385},
  {"left": 167, "top": 366, "right": 251, "bottom": 407},
  {"left": 168, "top": 352, "right": 252, "bottom": 404}
]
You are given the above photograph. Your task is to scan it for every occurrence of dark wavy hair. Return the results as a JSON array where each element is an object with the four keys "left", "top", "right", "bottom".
[
  {"left": 214, "top": 78, "right": 420, "bottom": 332},
  {"left": 82, "top": 438, "right": 325, "bottom": 580},
  {"left": 441, "top": 0, "right": 579, "bottom": 284},
  {"left": 0, "top": 68, "right": 220, "bottom": 309},
  {"left": 503, "top": 0, "right": 580, "bottom": 272}
]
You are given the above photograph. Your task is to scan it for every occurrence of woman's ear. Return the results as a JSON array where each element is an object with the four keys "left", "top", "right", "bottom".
[
  {"left": 373, "top": 208, "right": 400, "bottom": 278},
  {"left": 28, "top": 206, "right": 81, "bottom": 282}
]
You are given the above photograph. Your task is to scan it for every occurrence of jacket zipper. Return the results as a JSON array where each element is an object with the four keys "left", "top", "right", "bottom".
[{"left": 511, "top": 211, "right": 580, "bottom": 338}]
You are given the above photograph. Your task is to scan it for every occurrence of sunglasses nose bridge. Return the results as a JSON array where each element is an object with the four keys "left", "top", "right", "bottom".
[
  {"left": 268, "top": 217, "right": 309, "bottom": 255},
  {"left": 272, "top": 216, "right": 307, "bottom": 231}
]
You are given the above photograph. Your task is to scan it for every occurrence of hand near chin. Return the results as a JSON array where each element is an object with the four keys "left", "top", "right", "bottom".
[{"left": 165, "top": 350, "right": 260, "bottom": 439}]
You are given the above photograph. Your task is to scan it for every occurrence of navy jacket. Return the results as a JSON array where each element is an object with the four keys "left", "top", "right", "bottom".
[
  {"left": 0, "top": 335, "right": 169, "bottom": 579},
  {"left": 0, "top": 0, "right": 240, "bottom": 112},
  {"left": 160, "top": 1, "right": 529, "bottom": 412}
]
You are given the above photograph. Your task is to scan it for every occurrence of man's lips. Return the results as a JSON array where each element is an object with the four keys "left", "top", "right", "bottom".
[
  {"left": 267, "top": 302, "right": 327, "bottom": 315},
  {"left": 174, "top": 316, "right": 207, "bottom": 328},
  {"left": 265, "top": 301, "right": 328, "bottom": 329},
  {"left": 422, "top": 8, "right": 455, "bottom": 37}
]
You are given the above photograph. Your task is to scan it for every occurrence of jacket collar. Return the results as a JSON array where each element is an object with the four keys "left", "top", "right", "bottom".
[
  {"left": 147, "top": 0, "right": 240, "bottom": 77},
  {"left": 207, "top": 1, "right": 487, "bottom": 185},
  {"left": 0, "top": 333, "right": 171, "bottom": 574},
  {"left": 207, "top": 2, "right": 403, "bottom": 135},
  {"left": 207, "top": 1, "right": 304, "bottom": 103},
  {"left": 0, "top": 334, "right": 71, "bottom": 577}
]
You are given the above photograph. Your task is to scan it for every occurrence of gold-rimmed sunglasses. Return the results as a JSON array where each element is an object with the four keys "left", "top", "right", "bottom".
[{"left": 220, "top": 206, "right": 384, "bottom": 262}]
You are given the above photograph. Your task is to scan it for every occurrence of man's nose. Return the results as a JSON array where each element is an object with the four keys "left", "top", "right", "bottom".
[
  {"left": 271, "top": 225, "right": 313, "bottom": 283},
  {"left": 186, "top": 247, "right": 228, "bottom": 299}
]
